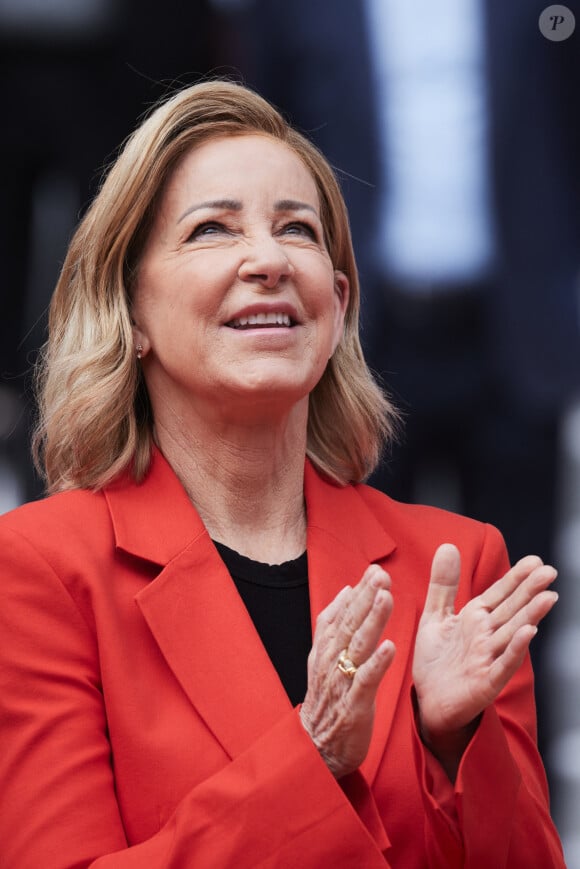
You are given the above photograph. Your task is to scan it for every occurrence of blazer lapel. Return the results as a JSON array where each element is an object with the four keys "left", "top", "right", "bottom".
[
  {"left": 135, "top": 534, "right": 292, "bottom": 758},
  {"left": 303, "top": 464, "right": 419, "bottom": 784},
  {"left": 106, "top": 450, "right": 291, "bottom": 760}
]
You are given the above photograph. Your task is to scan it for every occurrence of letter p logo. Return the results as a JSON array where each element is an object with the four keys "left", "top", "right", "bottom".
[{"left": 539, "top": 5, "right": 576, "bottom": 40}]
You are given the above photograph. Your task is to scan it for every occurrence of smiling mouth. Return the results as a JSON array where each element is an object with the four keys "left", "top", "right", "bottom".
[{"left": 226, "top": 312, "right": 294, "bottom": 329}]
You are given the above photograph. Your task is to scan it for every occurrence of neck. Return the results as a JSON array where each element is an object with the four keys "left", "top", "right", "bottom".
[{"left": 153, "top": 400, "right": 309, "bottom": 563}]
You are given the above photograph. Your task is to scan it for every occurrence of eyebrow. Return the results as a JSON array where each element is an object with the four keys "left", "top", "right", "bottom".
[
  {"left": 178, "top": 199, "right": 242, "bottom": 223},
  {"left": 177, "top": 198, "right": 318, "bottom": 223},
  {"left": 274, "top": 199, "right": 318, "bottom": 215}
]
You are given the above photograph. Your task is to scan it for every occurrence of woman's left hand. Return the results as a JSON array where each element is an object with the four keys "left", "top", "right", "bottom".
[{"left": 412, "top": 544, "right": 558, "bottom": 777}]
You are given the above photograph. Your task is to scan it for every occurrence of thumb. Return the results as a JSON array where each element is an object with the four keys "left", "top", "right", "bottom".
[{"left": 422, "top": 543, "right": 461, "bottom": 616}]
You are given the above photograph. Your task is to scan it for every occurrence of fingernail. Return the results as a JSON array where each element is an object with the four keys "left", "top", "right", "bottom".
[
  {"left": 380, "top": 639, "right": 395, "bottom": 656},
  {"left": 370, "top": 571, "right": 390, "bottom": 589}
]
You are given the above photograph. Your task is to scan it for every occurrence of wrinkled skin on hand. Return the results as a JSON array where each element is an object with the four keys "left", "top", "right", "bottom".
[
  {"left": 300, "top": 545, "right": 558, "bottom": 782},
  {"left": 299, "top": 564, "right": 395, "bottom": 778}
]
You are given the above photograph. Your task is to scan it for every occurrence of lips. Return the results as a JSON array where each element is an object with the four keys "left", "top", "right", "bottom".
[{"left": 226, "top": 311, "right": 294, "bottom": 329}]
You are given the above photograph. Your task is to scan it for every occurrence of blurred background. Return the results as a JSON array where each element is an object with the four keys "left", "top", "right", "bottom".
[{"left": 1, "top": 0, "right": 579, "bottom": 861}]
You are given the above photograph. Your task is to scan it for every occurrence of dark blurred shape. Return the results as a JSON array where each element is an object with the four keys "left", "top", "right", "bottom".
[{"left": 0, "top": 0, "right": 220, "bottom": 502}]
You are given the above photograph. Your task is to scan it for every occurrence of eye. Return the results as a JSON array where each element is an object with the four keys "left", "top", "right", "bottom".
[
  {"left": 280, "top": 221, "right": 318, "bottom": 240},
  {"left": 186, "top": 221, "right": 227, "bottom": 241}
]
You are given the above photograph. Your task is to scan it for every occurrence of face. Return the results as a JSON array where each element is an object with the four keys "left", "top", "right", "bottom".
[{"left": 131, "top": 133, "right": 349, "bottom": 422}]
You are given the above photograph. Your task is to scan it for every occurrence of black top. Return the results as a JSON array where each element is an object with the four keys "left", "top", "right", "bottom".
[{"left": 213, "top": 541, "right": 311, "bottom": 707}]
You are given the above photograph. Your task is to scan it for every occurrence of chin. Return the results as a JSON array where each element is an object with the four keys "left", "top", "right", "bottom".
[{"left": 221, "top": 375, "right": 313, "bottom": 413}]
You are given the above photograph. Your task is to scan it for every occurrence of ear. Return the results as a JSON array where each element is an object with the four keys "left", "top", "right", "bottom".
[
  {"left": 330, "top": 270, "right": 350, "bottom": 354},
  {"left": 131, "top": 321, "right": 151, "bottom": 359}
]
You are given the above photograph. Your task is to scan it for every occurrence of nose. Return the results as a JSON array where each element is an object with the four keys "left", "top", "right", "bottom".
[{"left": 237, "top": 235, "right": 294, "bottom": 289}]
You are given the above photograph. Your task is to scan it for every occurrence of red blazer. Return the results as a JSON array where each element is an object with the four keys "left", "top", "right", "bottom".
[{"left": 0, "top": 450, "right": 564, "bottom": 868}]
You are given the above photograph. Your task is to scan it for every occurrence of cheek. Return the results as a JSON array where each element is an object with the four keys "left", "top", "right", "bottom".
[
  {"left": 318, "top": 285, "right": 345, "bottom": 336},
  {"left": 133, "top": 279, "right": 207, "bottom": 337}
]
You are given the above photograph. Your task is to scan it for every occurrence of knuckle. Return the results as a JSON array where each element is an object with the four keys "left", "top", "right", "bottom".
[
  {"left": 315, "top": 611, "right": 332, "bottom": 633},
  {"left": 347, "top": 632, "right": 364, "bottom": 661},
  {"left": 341, "top": 611, "right": 359, "bottom": 637},
  {"left": 354, "top": 670, "right": 372, "bottom": 691}
]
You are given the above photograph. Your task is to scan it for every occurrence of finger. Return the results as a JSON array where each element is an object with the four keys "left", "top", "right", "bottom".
[
  {"left": 321, "top": 584, "right": 353, "bottom": 625},
  {"left": 479, "top": 555, "right": 544, "bottom": 612},
  {"left": 489, "top": 564, "right": 557, "bottom": 629},
  {"left": 347, "top": 588, "right": 393, "bottom": 666},
  {"left": 488, "top": 624, "right": 540, "bottom": 694},
  {"left": 490, "top": 588, "right": 559, "bottom": 656},
  {"left": 334, "top": 565, "right": 391, "bottom": 650},
  {"left": 422, "top": 543, "right": 461, "bottom": 616},
  {"left": 312, "top": 585, "right": 353, "bottom": 640},
  {"left": 348, "top": 639, "right": 396, "bottom": 707}
]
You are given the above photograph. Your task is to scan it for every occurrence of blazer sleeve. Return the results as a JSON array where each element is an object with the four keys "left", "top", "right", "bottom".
[
  {"left": 0, "top": 524, "right": 390, "bottom": 869},
  {"left": 410, "top": 522, "right": 565, "bottom": 868}
]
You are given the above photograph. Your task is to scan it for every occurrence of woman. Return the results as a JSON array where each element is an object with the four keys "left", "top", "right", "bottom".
[{"left": 0, "top": 81, "right": 564, "bottom": 867}]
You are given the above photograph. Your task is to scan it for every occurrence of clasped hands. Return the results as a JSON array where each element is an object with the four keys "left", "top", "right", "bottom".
[{"left": 299, "top": 544, "right": 558, "bottom": 780}]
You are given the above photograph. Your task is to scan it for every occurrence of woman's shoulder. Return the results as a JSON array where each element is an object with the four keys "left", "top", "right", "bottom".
[
  {"left": 309, "top": 463, "right": 503, "bottom": 554},
  {"left": 353, "top": 479, "right": 505, "bottom": 552},
  {"left": 352, "top": 481, "right": 509, "bottom": 599},
  {"left": 1, "top": 485, "right": 107, "bottom": 522},
  {"left": 0, "top": 486, "right": 112, "bottom": 556}
]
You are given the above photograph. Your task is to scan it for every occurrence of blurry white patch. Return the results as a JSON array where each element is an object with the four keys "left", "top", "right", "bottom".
[{"left": 549, "top": 729, "right": 580, "bottom": 781}]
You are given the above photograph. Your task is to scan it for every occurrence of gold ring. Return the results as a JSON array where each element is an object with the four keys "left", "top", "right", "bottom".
[{"left": 337, "top": 649, "right": 358, "bottom": 679}]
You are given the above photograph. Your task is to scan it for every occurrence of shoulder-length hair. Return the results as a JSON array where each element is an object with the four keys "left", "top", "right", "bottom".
[{"left": 33, "top": 80, "right": 398, "bottom": 493}]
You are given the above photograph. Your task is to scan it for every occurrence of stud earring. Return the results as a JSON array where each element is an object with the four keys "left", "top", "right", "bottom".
[{"left": 136, "top": 344, "right": 143, "bottom": 360}]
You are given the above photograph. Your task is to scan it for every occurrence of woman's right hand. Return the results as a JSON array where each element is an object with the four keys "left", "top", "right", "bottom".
[{"left": 299, "top": 565, "right": 395, "bottom": 778}]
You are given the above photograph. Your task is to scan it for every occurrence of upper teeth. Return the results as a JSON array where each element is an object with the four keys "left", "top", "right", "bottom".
[{"left": 229, "top": 312, "right": 292, "bottom": 328}]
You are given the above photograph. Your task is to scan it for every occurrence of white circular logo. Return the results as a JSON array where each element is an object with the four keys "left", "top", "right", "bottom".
[{"left": 539, "top": 5, "right": 576, "bottom": 40}]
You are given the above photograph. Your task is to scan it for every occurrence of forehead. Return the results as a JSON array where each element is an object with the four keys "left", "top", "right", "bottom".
[{"left": 164, "top": 133, "right": 321, "bottom": 208}]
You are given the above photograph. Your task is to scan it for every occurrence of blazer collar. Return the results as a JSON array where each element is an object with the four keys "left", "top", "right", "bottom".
[
  {"left": 104, "top": 450, "right": 410, "bottom": 782},
  {"left": 104, "top": 448, "right": 397, "bottom": 569},
  {"left": 104, "top": 447, "right": 206, "bottom": 564}
]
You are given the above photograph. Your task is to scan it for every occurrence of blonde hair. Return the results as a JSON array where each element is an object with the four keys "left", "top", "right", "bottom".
[{"left": 33, "top": 80, "right": 398, "bottom": 493}]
